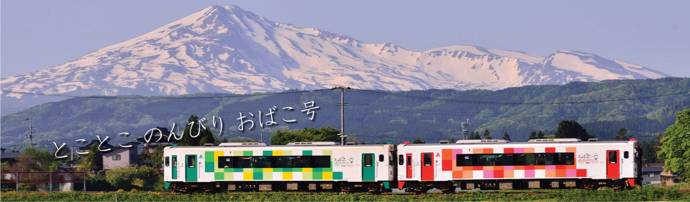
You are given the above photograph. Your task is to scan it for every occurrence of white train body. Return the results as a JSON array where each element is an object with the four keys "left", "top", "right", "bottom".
[
  {"left": 396, "top": 139, "right": 641, "bottom": 190},
  {"left": 163, "top": 142, "right": 396, "bottom": 192}
]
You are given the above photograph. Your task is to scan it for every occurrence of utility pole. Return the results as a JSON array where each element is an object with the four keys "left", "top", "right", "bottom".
[
  {"left": 25, "top": 118, "right": 34, "bottom": 148},
  {"left": 332, "top": 86, "right": 350, "bottom": 145},
  {"left": 461, "top": 118, "right": 470, "bottom": 140}
]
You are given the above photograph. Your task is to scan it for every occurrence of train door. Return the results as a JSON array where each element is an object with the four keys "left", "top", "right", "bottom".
[
  {"left": 362, "top": 153, "right": 375, "bottom": 181},
  {"left": 186, "top": 155, "right": 198, "bottom": 182},
  {"left": 421, "top": 153, "right": 434, "bottom": 181},
  {"left": 172, "top": 155, "right": 177, "bottom": 179},
  {"left": 405, "top": 153, "right": 413, "bottom": 178},
  {"left": 607, "top": 150, "right": 620, "bottom": 179}
]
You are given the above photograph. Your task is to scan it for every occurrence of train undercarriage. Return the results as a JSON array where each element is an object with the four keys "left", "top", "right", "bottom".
[
  {"left": 400, "top": 178, "right": 635, "bottom": 193},
  {"left": 169, "top": 181, "right": 390, "bottom": 194},
  {"left": 170, "top": 178, "right": 635, "bottom": 194}
]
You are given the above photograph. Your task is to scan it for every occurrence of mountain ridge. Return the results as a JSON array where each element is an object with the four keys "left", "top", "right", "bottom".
[{"left": 0, "top": 5, "right": 669, "bottom": 113}]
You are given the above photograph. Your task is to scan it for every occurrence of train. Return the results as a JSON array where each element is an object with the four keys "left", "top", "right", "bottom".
[{"left": 162, "top": 138, "right": 642, "bottom": 193}]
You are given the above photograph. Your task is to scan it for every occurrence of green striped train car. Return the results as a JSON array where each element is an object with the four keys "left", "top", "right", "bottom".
[{"left": 163, "top": 142, "right": 396, "bottom": 193}]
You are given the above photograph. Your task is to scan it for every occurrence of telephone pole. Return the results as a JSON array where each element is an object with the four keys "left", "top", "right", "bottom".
[
  {"left": 461, "top": 118, "right": 470, "bottom": 140},
  {"left": 332, "top": 86, "right": 350, "bottom": 145},
  {"left": 25, "top": 118, "right": 34, "bottom": 148}
]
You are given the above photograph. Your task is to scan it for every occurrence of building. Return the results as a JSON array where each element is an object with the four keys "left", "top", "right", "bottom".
[
  {"left": 642, "top": 166, "right": 663, "bottom": 184},
  {"left": 101, "top": 143, "right": 140, "bottom": 170},
  {"left": 79, "top": 140, "right": 140, "bottom": 170},
  {"left": 0, "top": 147, "right": 20, "bottom": 166}
]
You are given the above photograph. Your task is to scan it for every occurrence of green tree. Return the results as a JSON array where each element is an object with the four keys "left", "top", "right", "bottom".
[
  {"left": 79, "top": 144, "right": 103, "bottom": 174},
  {"left": 657, "top": 109, "right": 690, "bottom": 182},
  {"left": 528, "top": 131, "right": 537, "bottom": 140},
  {"left": 105, "top": 165, "right": 154, "bottom": 190},
  {"left": 483, "top": 128, "right": 492, "bottom": 139},
  {"left": 641, "top": 140, "right": 658, "bottom": 164},
  {"left": 270, "top": 127, "right": 340, "bottom": 145},
  {"left": 615, "top": 127, "right": 631, "bottom": 140},
  {"left": 554, "top": 120, "right": 590, "bottom": 141},
  {"left": 412, "top": 138, "right": 425, "bottom": 144},
  {"left": 502, "top": 131, "right": 511, "bottom": 141},
  {"left": 177, "top": 115, "right": 216, "bottom": 146},
  {"left": 537, "top": 130, "right": 545, "bottom": 139},
  {"left": 472, "top": 131, "right": 482, "bottom": 140},
  {"left": 10, "top": 148, "right": 58, "bottom": 172}
]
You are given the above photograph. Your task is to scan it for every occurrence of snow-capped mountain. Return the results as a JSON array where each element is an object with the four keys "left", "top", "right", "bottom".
[{"left": 1, "top": 5, "right": 669, "bottom": 113}]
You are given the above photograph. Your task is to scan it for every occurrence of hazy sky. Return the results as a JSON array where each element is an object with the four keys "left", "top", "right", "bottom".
[{"left": 2, "top": 0, "right": 689, "bottom": 78}]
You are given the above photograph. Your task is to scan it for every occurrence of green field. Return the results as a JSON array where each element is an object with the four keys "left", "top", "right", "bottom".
[{"left": 1, "top": 186, "right": 689, "bottom": 201}]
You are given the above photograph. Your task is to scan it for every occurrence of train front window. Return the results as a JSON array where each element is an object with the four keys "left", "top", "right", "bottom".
[
  {"left": 406, "top": 156, "right": 411, "bottom": 166},
  {"left": 164, "top": 156, "right": 170, "bottom": 167},
  {"left": 399, "top": 155, "right": 404, "bottom": 165}
]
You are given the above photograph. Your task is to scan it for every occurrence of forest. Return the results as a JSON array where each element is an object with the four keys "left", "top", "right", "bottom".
[{"left": 1, "top": 77, "right": 689, "bottom": 150}]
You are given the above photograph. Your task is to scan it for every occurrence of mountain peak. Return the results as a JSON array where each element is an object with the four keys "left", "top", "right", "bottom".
[{"left": 0, "top": 5, "right": 669, "bottom": 113}]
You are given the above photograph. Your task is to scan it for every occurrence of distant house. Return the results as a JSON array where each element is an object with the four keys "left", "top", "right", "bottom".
[
  {"left": 642, "top": 167, "right": 663, "bottom": 184},
  {"left": 79, "top": 140, "right": 140, "bottom": 169},
  {"left": 642, "top": 163, "right": 681, "bottom": 186},
  {"left": 0, "top": 147, "right": 20, "bottom": 166},
  {"left": 101, "top": 142, "right": 140, "bottom": 170}
]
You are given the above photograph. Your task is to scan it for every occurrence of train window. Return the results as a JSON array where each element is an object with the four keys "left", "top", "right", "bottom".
[
  {"left": 399, "top": 155, "right": 404, "bottom": 165},
  {"left": 379, "top": 154, "right": 384, "bottom": 162},
  {"left": 423, "top": 154, "right": 432, "bottom": 166},
  {"left": 365, "top": 155, "right": 373, "bottom": 167},
  {"left": 275, "top": 156, "right": 297, "bottom": 168},
  {"left": 624, "top": 151, "right": 629, "bottom": 159},
  {"left": 172, "top": 157, "right": 177, "bottom": 168},
  {"left": 237, "top": 157, "right": 252, "bottom": 168},
  {"left": 536, "top": 153, "right": 554, "bottom": 165},
  {"left": 293, "top": 156, "right": 312, "bottom": 168},
  {"left": 313, "top": 156, "right": 331, "bottom": 168},
  {"left": 519, "top": 154, "right": 536, "bottom": 165},
  {"left": 218, "top": 157, "right": 233, "bottom": 168},
  {"left": 253, "top": 156, "right": 271, "bottom": 168},
  {"left": 456, "top": 155, "right": 473, "bottom": 167},
  {"left": 406, "top": 156, "right": 412, "bottom": 166},
  {"left": 164, "top": 156, "right": 170, "bottom": 167},
  {"left": 496, "top": 154, "right": 514, "bottom": 166},
  {"left": 558, "top": 153, "right": 574, "bottom": 165},
  {"left": 187, "top": 156, "right": 195, "bottom": 168},
  {"left": 476, "top": 154, "right": 493, "bottom": 166},
  {"left": 609, "top": 151, "right": 617, "bottom": 164}
]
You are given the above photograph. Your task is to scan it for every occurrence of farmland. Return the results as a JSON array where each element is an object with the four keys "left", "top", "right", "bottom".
[{"left": 1, "top": 186, "right": 689, "bottom": 201}]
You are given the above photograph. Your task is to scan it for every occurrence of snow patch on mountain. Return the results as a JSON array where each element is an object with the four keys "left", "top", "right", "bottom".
[{"left": 0, "top": 5, "right": 669, "bottom": 114}]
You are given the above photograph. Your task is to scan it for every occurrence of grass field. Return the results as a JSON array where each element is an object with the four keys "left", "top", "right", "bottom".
[{"left": 1, "top": 186, "right": 689, "bottom": 201}]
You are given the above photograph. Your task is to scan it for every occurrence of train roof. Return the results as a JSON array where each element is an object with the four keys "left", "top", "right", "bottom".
[
  {"left": 165, "top": 142, "right": 394, "bottom": 150},
  {"left": 398, "top": 138, "right": 636, "bottom": 147}
]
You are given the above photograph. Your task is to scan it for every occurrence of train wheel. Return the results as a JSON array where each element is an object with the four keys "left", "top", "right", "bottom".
[
  {"left": 340, "top": 185, "right": 356, "bottom": 194},
  {"left": 441, "top": 187, "right": 455, "bottom": 194}
]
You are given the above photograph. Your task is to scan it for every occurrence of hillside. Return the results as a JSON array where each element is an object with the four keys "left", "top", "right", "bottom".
[{"left": 1, "top": 78, "right": 688, "bottom": 150}]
